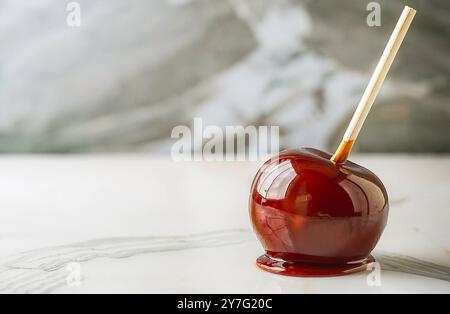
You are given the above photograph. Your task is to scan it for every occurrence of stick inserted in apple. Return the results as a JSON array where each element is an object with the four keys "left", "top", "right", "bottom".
[{"left": 249, "top": 6, "right": 416, "bottom": 277}]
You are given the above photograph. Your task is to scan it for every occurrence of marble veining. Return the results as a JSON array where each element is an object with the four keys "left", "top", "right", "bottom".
[
  {"left": 376, "top": 253, "right": 450, "bottom": 282},
  {"left": 1, "top": 0, "right": 447, "bottom": 153},
  {"left": 0, "top": 229, "right": 253, "bottom": 293}
]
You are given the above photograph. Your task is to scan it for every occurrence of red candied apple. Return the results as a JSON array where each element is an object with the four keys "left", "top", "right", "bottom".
[
  {"left": 248, "top": 6, "right": 415, "bottom": 276},
  {"left": 249, "top": 148, "right": 388, "bottom": 276}
]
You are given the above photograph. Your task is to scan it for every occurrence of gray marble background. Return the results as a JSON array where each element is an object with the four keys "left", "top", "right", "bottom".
[{"left": 0, "top": 0, "right": 448, "bottom": 154}]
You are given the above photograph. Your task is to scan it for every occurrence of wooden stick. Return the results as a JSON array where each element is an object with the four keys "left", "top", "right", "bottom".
[{"left": 331, "top": 6, "right": 416, "bottom": 164}]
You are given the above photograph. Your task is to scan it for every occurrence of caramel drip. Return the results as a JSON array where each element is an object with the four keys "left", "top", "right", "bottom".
[{"left": 331, "top": 140, "right": 354, "bottom": 164}]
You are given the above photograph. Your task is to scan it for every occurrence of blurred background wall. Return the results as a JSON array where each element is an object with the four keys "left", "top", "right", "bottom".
[{"left": 0, "top": 0, "right": 448, "bottom": 154}]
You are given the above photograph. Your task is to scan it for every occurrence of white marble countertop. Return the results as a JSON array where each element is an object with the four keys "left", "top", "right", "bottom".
[{"left": 0, "top": 155, "right": 449, "bottom": 294}]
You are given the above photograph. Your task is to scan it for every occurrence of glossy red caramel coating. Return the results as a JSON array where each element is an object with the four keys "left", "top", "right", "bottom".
[{"left": 250, "top": 148, "right": 389, "bottom": 276}]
